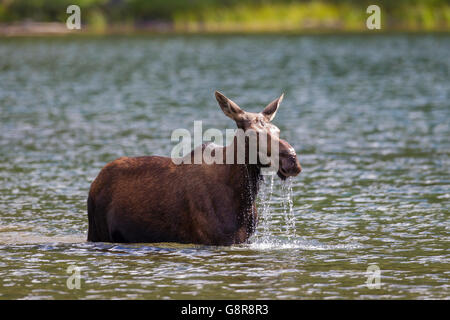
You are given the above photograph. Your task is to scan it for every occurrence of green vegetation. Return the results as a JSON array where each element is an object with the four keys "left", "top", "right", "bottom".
[{"left": 0, "top": 0, "right": 449, "bottom": 33}]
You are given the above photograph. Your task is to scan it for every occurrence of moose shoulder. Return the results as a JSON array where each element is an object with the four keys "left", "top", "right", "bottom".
[{"left": 87, "top": 91, "right": 301, "bottom": 245}]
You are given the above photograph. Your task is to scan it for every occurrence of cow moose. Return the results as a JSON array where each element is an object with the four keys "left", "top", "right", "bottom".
[{"left": 87, "top": 91, "right": 301, "bottom": 245}]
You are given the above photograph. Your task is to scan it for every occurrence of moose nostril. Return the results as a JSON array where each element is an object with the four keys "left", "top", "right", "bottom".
[
  {"left": 290, "top": 161, "right": 301, "bottom": 175},
  {"left": 295, "top": 159, "right": 302, "bottom": 173}
]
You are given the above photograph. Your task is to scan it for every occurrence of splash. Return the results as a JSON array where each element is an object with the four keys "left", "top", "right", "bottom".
[
  {"left": 249, "top": 177, "right": 365, "bottom": 251},
  {"left": 252, "top": 174, "right": 298, "bottom": 246},
  {"left": 281, "top": 177, "right": 296, "bottom": 241},
  {"left": 248, "top": 238, "right": 364, "bottom": 251},
  {"left": 253, "top": 173, "right": 275, "bottom": 244}
]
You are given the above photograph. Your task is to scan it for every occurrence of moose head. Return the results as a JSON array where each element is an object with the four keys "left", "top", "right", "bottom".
[{"left": 215, "top": 91, "right": 301, "bottom": 180}]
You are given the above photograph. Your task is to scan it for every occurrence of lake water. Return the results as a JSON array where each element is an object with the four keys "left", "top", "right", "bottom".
[{"left": 0, "top": 34, "right": 449, "bottom": 299}]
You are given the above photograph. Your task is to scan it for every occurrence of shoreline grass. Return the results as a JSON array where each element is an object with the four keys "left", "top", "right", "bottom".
[{"left": 0, "top": 1, "right": 449, "bottom": 36}]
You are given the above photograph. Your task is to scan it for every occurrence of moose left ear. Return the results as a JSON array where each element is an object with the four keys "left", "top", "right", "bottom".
[
  {"left": 215, "top": 91, "right": 245, "bottom": 121},
  {"left": 262, "top": 93, "right": 284, "bottom": 122}
]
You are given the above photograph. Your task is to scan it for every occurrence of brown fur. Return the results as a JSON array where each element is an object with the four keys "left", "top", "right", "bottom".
[{"left": 88, "top": 145, "right": 260, "bottom": 245}]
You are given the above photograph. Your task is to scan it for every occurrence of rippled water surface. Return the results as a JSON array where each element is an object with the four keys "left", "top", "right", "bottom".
[{"left": 0, "top": 35, "right": 449, "bottom": 299}]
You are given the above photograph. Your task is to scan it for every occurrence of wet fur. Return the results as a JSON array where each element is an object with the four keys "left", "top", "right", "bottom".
[{"left": 87, "top": 145, "right": 262, "bottom": 245}]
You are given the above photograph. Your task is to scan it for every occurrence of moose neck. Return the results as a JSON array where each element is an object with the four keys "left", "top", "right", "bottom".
[
  {"left": 221, "top": 134, "right": 262, "bottom": 236},
  {"left": 224, "top": 134, "right": 262, "bottom": 192}
]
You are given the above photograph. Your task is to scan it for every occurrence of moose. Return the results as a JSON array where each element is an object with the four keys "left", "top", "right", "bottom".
[{"left": 87, "top": 91, "right": 301, "bottom": 245}]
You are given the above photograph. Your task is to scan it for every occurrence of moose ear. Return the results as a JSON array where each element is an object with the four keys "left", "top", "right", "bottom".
[
  {"left": 215, "top": 91, "right": 245, "bottom": 121},
  {"left": 262, "top": 93, "right": 284, "bottom": 122}
]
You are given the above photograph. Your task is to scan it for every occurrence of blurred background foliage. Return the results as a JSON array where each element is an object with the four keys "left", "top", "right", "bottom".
[{"left": 0, "top": 0, "right": 449, "bottom": 32}]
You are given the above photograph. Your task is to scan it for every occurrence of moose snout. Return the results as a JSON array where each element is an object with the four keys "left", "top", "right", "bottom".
[
  {"left": 278, "top": 139, "right": 301, "bottom": 177},
  {"left": 280, "top": 154, "right": 302, "bottom": 177}
]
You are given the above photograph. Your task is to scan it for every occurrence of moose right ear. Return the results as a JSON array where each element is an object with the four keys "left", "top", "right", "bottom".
[
  {"left": 215, "top": 91, "right": 245, "bottom": 121},
  {"left": 262, "top": 93, "right": 284, "bottom": 122}
]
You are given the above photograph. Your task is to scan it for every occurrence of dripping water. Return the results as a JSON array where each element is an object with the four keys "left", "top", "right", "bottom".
[
  {"left": 281, "top": 177, "right": 296, "bottom": 242},
  {"left": 252, "top": 174, "right": 297, "bottom": 247},
  {"left": 254, "top": 173, "right": 275, "bottom": 244}
]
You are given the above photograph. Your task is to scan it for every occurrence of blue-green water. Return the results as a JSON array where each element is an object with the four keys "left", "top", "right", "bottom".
[{"left": 0, "top": 35, "right": 449, "bottom": 299}]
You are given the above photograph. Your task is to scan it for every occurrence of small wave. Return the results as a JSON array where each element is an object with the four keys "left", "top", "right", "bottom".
[
  {"left": 248, "top": 237, "right": 364, "bottom": 251},
  {"left": 0, "top": 228, "right": 85, "bottom": 245}
]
